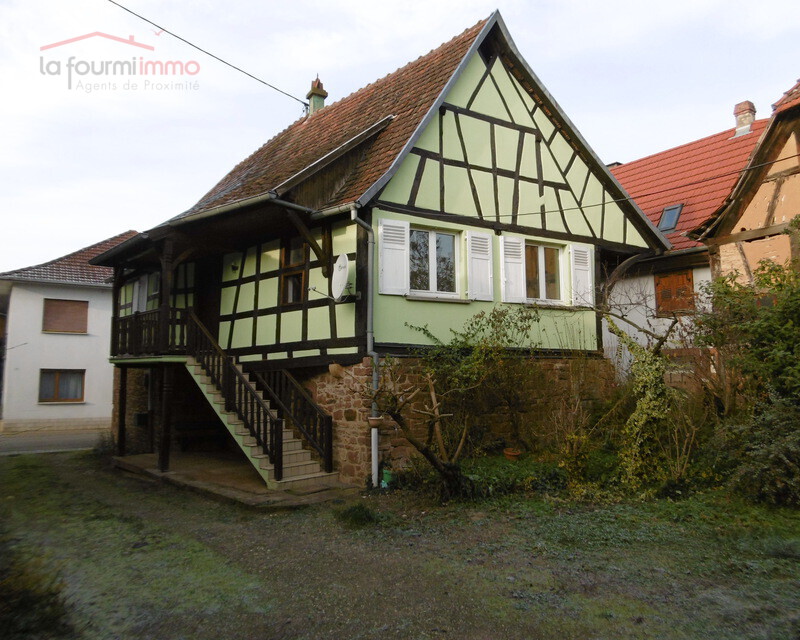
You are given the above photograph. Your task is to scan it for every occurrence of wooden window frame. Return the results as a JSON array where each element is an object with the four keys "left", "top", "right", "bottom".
[
  {"left": 279, "top": 237, "right": 308, "bottom": 306},
  {"left": 654, "top": 269, "right": 695, "bottom": 316},
  {"left": 38, "top": 369, "right": 85, "bottom": 403},
  {"left": 42, "top": 298, "right": 89, "bottom": 334}
]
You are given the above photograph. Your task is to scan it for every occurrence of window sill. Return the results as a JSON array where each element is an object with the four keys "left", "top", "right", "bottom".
[
  {"left": 525, "top": 300, "right": 566, "bottom": 308},
  {"left": 404, "top": 295, "right": 470, "bottom": 304},
  {"left": 524, "top": 302, "right": 593, "bottom": 311},
  {"left": 42, "top": 331, "right": 89, "bottom": 335},
  {"left": 38, "top": 401, "right": 86, "bottom": 405}
]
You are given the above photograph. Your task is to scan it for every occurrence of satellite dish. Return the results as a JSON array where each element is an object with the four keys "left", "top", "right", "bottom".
[{"left": 330, "top": 254, "right": 350, "bottom": 301}]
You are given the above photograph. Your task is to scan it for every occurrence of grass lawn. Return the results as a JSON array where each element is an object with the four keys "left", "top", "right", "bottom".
[{"left": 2, "top": 451, "right": 799, "bottom": 639}]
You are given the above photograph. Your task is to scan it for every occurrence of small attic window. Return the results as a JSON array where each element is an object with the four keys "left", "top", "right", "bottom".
[{"left": 658, "top": 204, "right": 683, "bottom": 232}]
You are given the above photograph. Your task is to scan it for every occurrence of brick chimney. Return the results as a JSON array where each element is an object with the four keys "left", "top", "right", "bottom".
[
  {"left": 733, "top": 100, "right": 756, "bottom": 137},
  {"left": 306, "top": 77, "right": 328, "bottom": 115}
]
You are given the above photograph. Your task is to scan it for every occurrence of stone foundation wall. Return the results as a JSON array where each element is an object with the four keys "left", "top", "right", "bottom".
[
  {"left": 112, "top": 367, "right": 153, "bottom": 454},
  {"left": 296, "top": 355, "right": 618, "bottom": 487},
  {"left": 0, "top": 417, "right": 110, "bottom": 434},
  {"left": 295, "top": 360, "right": 375, "bottom": 485}
]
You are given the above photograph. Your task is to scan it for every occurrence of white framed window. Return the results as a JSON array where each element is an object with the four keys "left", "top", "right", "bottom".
[
  {"left": 525, "top": 243, "right": 562, "bottom": 302},
  {"left": 409, "top": 228, "right": 457, "bottom": 296},
  {"left": 501, "top": 236, "right": 594, "bottom": 307},
  {"left": 379, "top": 219, "right": 495, "bottom": 299}
]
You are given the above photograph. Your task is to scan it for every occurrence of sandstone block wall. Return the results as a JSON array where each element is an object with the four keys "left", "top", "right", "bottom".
[{"left": 297, "top": 355, "right": 617, "bottom": 486}]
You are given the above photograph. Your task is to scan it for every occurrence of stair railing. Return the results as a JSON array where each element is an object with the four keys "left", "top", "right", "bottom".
[
  {"left": 185, "top": 311, "right": 283, "bottom": 480},
  {"left": 253, "top": 369, "right": 333, "bottom": 473}
]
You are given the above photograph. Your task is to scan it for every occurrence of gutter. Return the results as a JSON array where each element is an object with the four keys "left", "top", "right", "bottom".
[{"left": 347, "top": 204, "right": 381, "bottom": 489}]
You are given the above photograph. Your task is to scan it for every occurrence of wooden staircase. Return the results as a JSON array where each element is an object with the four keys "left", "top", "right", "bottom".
[
  {"left": 185, "top": 358, "right": 339, "bottom": 491},
  {"left": 182, "top": 311, "right": 338, "bottom": 492}
]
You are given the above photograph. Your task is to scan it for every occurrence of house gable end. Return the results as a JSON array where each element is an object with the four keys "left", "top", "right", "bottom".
[{"left": 373, "top": 21, "right": 663, "bottom": 253}]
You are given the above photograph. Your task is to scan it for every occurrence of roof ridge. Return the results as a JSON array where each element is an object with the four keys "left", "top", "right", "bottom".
[
  {"left": 315, "top": 18, "right": 489, "bottom": 116},
  {"left": 0, "top": 230, "right": 137, "bottom": 279},
  {"left": 181, "top": 16, "right": 490, "bottom": 217},
  {"left": 614, "top": 117, "right": 770, "bottom": 169}
]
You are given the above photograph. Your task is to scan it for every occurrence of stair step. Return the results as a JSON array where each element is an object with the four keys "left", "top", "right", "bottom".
[
  {"left": 252, "top": 448, "right": 312, "bottom": 465},
  {"left": 273, "top": 471, "right": 340, "bottom": 491},
  {"left": 241, "top": 431, "right": 297, "bottom": 446},
  {"left": 246, "top": 443, "right": 302, "bottom": 458},
  {"left": 259, "top": 457, "right": 321, "bottom": 478}
]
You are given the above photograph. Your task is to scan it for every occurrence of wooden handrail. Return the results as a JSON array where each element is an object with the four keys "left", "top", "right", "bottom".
[{"left": 253, "top": 369, "right": 333, "bottom": 473}]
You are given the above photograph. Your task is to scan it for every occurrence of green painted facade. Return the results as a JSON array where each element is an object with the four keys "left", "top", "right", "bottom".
[
  {"left": 216, "top": 219, "right": 359, "bottom": 360},
  {"left": 378, "top": 51, "right": 647, "bottom": 247},
  {"left": 368, "top": 48, "right": 654, "bottom": 351}
]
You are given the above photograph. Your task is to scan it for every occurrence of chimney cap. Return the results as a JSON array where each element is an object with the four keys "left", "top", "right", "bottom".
[
  {"left": 306, "top": 76, "right": 328, "bottom": 100},
  {"left": 732, "top": 100, "right": 756, "bottom": 137},
  {"left": 734, "top": 100, "right": 756, "bottom": 116}
]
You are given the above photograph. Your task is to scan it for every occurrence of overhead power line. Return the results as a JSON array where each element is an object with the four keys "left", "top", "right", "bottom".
[
  {"left": 497, "top": 151, "right": 800, "bottom": 221},
  {"left": 106, "top": 0, "right": 308, "bottom": 108}
]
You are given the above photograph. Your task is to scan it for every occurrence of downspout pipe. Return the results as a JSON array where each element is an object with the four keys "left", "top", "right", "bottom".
[{"left": 349, "top": 205, "right": 381, "bottom": 489}]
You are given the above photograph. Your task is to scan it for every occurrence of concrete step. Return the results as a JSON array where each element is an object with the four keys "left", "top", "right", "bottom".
[
  {"left": 273, "top": 471, "right": 340, "bottom": 491},
  {"left": 251, "top": 448, "right": 312, "bottom": 466},
  {"left": 250, "top": 445, "right": 311, "bottom": 462},
  {"left": 260, "top": 458, "right": 321, "bottom": 479}
]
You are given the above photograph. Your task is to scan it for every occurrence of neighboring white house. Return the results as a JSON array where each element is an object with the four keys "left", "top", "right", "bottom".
[
  {"left": 0, "top": 231, "right": 137, "bottom": 433},
  {"left": 603, "top": 103, "right": 768, "bottom": 372}
]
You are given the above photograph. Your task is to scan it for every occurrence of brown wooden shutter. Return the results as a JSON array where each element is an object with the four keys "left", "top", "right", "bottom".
[
  {"left": 42, "top": 299, "right": 89, "bottom": 333},
  {"left": 655, "top": 270, "right": 694, "bottom": 315}
]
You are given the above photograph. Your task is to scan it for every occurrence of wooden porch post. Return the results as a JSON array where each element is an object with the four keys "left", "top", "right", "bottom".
[
  {"left": 117, "top": 366, "right": 127, "bottom": 456},
  {"left": 159, "top": 238, "right": 175, "bottom": 353},
  {"left": 158, "top": 365, "right": 174, "bottom": 472},
  {"left": 111, "top": 267, "right": 123, "bottom": 356}
]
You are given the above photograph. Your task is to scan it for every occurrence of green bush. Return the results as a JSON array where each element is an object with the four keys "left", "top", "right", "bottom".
[
  {"left": 696, "top": 260, "right": 800, "bottom": 408},
  {"left": 460, "top": 455, "right": 567, "bottom": 497},
  {"left": 729, "top": 398, "right": 800, "bottom": 507}
]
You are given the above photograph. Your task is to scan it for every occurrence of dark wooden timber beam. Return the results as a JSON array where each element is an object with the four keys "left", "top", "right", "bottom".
[
  {"left": 286, "top": 209, "right": 331, "bottom": 277},
  {"left": 704, "top": 222, "right": 789, "bottom": 246},
  {"left": 117, "top": 366, "right": 127, "bottom": 457},
  {"left": 158, "top": 365, "right": 174, "bottom": 473}
]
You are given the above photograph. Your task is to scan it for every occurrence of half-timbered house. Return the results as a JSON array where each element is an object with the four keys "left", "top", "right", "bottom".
[{"left": 93, "top": 12, "right": 668, "bottom": 489}]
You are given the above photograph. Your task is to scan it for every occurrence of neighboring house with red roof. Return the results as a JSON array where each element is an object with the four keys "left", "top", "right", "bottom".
[
  {"left": 92, "top": 11, "right": 668, "bottom": 489},
  {"left": 0, "top": 231, "right": 137, "bottom": 433},
  {"left": 693, "top": 79, "right": 800, "bottom": 277},
  {"left": 604, "top": 102, "right": 769, "bottom": 368}
]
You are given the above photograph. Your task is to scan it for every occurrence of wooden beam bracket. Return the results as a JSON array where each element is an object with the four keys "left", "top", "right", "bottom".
[{"left": 286, "top": 209, "right": 331, "bottom": 277}]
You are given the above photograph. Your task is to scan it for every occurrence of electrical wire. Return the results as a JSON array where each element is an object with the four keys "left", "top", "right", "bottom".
[
  {"left": 449, "top": 151, "right": 800, "bottom": 222},
  {"left": 106, "top": 0, "right": 308, "bottom": 108},
  {"left": 104, "top": 1, "right": 800, "bottom": 223}
]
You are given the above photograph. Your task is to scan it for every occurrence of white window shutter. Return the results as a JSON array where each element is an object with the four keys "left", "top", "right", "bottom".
[
  {"left": 378, "top": 218, "right": 409, "bottom": 295},
  {"left": 571, "top": 245, "right": 594, "bottom": 307},
  {"left": 467, "top": 231, "right": 493, "bottom": 301},
  {"left": 501, "top": 236, "right": 525, "bottom": 303}
]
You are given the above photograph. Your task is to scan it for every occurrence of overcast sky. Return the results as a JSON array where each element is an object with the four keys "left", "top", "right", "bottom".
[{"left": 1, "top": 0, "right": 798, "bottom": 272}]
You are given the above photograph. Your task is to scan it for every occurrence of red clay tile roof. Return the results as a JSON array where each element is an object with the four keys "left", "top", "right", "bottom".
[
  {"left": 773, "top": 78, "right": 800, "bottom": 115},
  {"left": 178, "top": 18, "right": 489, "bottom": 219},
  {"left": 0, "top": 231, "right": 138, "bottom": 286},
  {"left": 610, "top": 120, "right": 767, "bottom": 251}
]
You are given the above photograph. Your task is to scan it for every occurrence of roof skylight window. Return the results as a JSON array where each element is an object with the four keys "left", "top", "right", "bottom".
[{"left": 658, "top": 204, "right": 683, "bottom": 231}]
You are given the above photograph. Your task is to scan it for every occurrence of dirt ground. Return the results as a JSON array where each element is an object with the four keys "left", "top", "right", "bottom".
[{"left": 2, "top": 451, "right": 799, "bottom": 639}]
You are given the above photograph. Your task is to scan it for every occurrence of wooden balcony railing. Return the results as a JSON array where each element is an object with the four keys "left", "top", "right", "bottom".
[{"left": 111, "top": 307, "right": 187, "bottom": 356}]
